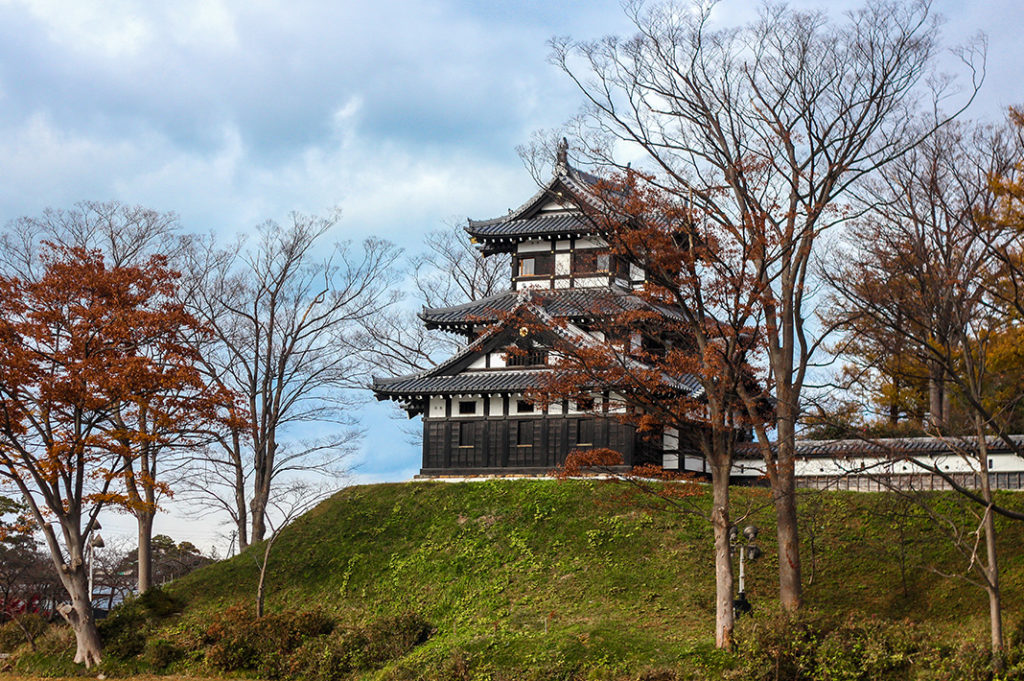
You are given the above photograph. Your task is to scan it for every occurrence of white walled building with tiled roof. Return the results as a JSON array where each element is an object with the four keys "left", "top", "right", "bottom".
[{"left": 373, "top": 147, "right": 707, "bottom": 477}]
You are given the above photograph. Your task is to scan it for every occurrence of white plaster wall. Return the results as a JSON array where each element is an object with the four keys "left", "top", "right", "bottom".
[
  {"left": 451, "top": 397, "right": 484, "bottom": 418},
  {"left": 468, "top": 355, "right": 487, "bottom": 369},
  {"left": 662, "top": 453, "right": 680, "bottom": 470},
  {"left": 684, "top": 455, "right": 705, "bottom": 472},
  {"left": 576, "top": 236, "right": 608, "bottom": 249},
  {"left": 488, "top": 395, "right": 504, "bottom": 416},
  {"left": 517, "top": 239, "right": 550, "bottom": 254},
  {"left": 555, "top": 253, "right": 571, "bottom": 276},
  {"left": 538, "top": 200, "right": 572, "bottom": 213},
  {"left": 574, "top": 276, "right": 606, "bottom": 288},
  {"left": 429, "top": 397, "right": 446, "bottom": 418},
  {"left": 731, "top": 452, "right": 1024, "bottom": 478}
]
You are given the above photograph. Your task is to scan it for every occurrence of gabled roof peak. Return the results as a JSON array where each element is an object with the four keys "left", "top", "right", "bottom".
[{"left": 467, "top": 148, "right": 602, "bottom": 229}]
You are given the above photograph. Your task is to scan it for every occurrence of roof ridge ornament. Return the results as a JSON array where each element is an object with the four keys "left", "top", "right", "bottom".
[{"left": 556, "top": 137, "right": 569, "bottom": 169}]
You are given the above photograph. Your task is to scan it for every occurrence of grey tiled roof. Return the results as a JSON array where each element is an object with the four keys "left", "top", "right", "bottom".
[
  {"left": 737, "top": 435, "right": 1024, "bottom": 459},
  {"left": 465, "top": 214, "right": 594, "bottom": 239},
  {"left": 420, "top": 286, "right": 686, "bottom": 328},
  {"left": 420, "top": 290, "right": 520, "bottom": 327},
  {"left": 373, "top": 370, "right": 548, "bottom": 396},
  {"left": 465, "top": 162, "right": 613, "bottom": 246}
]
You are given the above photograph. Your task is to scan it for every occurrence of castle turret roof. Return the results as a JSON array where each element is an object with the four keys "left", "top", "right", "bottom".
[{"left": 465, "top": 160, "right": 607, "bottom": 254}]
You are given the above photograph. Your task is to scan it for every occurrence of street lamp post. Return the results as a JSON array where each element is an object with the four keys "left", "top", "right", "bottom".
[
  {"left": 87, "top": 528, "right": 105, "bottom": 607},
  {"left": 729, "top": 524, "right": 763, "bottom": 618}
]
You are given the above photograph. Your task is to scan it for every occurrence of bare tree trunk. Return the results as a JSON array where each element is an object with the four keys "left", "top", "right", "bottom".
[
  {"left": 978, "top": 433, "right": 1004, "bottom": 665},
  {"left": 250, "top": 435, "right": 274, "bottom": 545},
  {"left": 137, "top": 510, "right": 154, "bottom": 593},
  {"left": 256, "top": 556, "right": 268, "bottom": 618},
  {"left": 928, "top": 363, "right": 945, "bottom": 430},
  {"left": 251, "top": 493, "right": 268, "bottom": 545},
  {"left": 985, "top": 512, "right": 1003, "bottom": 665},
  {"left": 774, "top": 409, "right": 803, "bottom": 611},
  {"left": 710, "top": 461, "right": 735, "bottom": 649},
  {"left": 231, "top": 432, "right": 249, "bottom": 551},
  {"left": 56, "top": 570, "right": 102, "bottom": 667}
]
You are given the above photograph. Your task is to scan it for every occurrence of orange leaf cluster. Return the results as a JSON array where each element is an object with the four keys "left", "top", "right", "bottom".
[{"left": 0, "top": 245, "right": 239, "bottom": 527}]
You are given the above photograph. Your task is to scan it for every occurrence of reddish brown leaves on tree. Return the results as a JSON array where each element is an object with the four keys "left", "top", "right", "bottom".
[{"left": 0, "top": 243, "right": 231, "bottom": 525}]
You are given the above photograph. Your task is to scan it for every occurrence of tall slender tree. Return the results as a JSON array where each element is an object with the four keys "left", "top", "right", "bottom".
[
  {"left": 531, "top": 168, "right": 769, "bottom": 648},
  {"left": 826, "top": 119, "right": 1021, "bottom": 661},
  {"left": 181, "top": 213, "right": 401, "bottom": 549},
  {"left": 547, "top": 0, "right": 981, "bottom": 609}
]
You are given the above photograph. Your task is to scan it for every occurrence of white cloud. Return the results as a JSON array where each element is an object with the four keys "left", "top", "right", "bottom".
[{"left": 0, "top": 0, "right": 153, "bottom": 58}]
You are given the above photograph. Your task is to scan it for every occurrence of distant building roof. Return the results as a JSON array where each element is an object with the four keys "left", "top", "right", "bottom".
[{"left": 737, "top": 434, "right": 1024, "bottom": 460}]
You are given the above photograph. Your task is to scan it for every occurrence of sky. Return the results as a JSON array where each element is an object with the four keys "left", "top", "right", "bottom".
[{"left": 1, "top": 0, "right": 1021, "bottom": 554}]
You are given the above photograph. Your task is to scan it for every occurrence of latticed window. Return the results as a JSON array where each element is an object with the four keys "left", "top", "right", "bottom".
[
  {"left": 518, "top": 254, "right": 554, "bottom": 277},
  {"left": 506, "top": 348, "right": 548, "bottom": 367}
]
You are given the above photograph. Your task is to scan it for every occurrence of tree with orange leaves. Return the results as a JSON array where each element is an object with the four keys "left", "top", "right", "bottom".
[
  {"left": 529, "top": 168, "right": 770, "bottom": 649},
  {"left": 0, "top": 244, "right": 217, "bottom": 667}
]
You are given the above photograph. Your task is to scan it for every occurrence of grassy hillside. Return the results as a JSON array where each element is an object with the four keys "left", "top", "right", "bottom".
[{"left": 14, "top": 479, "right": 1024, "bottom": 679}]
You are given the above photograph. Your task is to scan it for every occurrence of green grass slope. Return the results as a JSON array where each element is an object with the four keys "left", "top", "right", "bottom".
[{"left": 153, "top": 479, "right": 1024, "bottom": 678}]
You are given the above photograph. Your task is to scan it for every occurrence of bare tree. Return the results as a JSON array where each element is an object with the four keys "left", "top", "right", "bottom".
[
  {"left": 181, "top": 212, "right": 401, "bottom": 550},
  {"left": 0, "top": 200, "right": 181, "bottom": 276},
  {"left": 548, "top": 0, "right": 982, "bottom": 610},
  {"left": 825, "top": 120, "right": 1021, "bottom": 661},
  {"left": 364, "top": 223, "right": 509, "bottom": 378},
  {"left": 253, "top": 482, "right": 329, "bottom": 618}
]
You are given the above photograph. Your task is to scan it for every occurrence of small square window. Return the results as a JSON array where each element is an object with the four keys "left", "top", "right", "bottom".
[
  {"left": 458, "top": 401, "right": 476, "bottom": 415},
  {"left": 516, "top": 400, "right": 534, "bottom": 413}
]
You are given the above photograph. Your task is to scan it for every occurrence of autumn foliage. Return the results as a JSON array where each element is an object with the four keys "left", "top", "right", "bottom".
[{"left": 0, "top": 244, "right": 230, "bottom": 666}]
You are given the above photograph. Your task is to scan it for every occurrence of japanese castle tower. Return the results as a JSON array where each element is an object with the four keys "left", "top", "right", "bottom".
[{"left": 374, "top": 147, "right": 705, "bottom": 477}]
